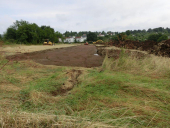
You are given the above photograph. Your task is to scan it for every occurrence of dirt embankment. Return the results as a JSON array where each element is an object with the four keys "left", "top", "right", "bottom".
[
  {"left": 6, "top": 45, "right": 104, "bottom": 68},
  {"left": 96, "top": 45, "right": 149, "bottom": 59},
  {"left": 107, "top": 39, "right": 170, "bottom": 57},
  {"left": 52, "top": 69, "right": 82, "bottom": 96}
]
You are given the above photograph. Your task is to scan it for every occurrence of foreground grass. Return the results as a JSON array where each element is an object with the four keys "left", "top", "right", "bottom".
[{"left": 0, "top": 50, "right": 170, "bottom": 127}]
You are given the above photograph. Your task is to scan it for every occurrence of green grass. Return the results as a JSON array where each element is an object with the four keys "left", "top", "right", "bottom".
[
  {"left": 61, "top": 70, "right": 170, "bottom": 127},
  {"left": 0, "top": 49, "right": 170, "bottom": 127}
]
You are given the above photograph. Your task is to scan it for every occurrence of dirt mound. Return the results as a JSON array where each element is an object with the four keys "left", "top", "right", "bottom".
[
  {"left": 6, "top": 45, "right": 104, "bottom": 68},
  {"left": 107, "top": 40, "right": 140, "bottom": 49},
  {"left": 97, "top": 48, "right": 148, "bottom": 59},
  {"left": 107, "top": 39, "right": 170, "bottom": 57},
  {"left": 0, "top": 40, "right": 4, "bottom": 47},
  {"left": 149, "top": 39, "right": 170, "bottom": 57}
]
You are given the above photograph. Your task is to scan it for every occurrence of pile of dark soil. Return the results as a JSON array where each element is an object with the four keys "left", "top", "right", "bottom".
[
  {"left": 149, "top": 39, "right": 170, "bottom": 57},
  {"left": 107, "top": 39, "right": 170, "bottom": 57}
]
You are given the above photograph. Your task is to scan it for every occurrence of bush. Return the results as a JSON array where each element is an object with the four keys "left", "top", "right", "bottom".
[{"left": 147, "top": 33, "right": 168, "bottom": 42}]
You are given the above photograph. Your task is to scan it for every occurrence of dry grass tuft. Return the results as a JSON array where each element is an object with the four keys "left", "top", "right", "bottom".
[
  {"left": 0, "top": 84, "right": 21, "bottom": 92},
  {"left": 102, "top": 50, "right": 170, "bottom": 77},
  {"left": 0, "top": 111, "right": 116, "bottom": 128},
  {"left": 0, "top": 111, "right": 56, "bottom": 128},
  {"left": 29, "top": 91, "right": 62, "bottom": 105}
]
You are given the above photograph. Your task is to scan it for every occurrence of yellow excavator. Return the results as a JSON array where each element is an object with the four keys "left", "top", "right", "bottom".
[{"left": 43, "top": 39, "right": 53, "bottom": 45}]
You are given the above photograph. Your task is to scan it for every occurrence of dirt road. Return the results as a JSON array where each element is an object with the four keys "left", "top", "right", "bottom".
[{"left": 7, "top": 45, "right": 104, "bottom": 68}]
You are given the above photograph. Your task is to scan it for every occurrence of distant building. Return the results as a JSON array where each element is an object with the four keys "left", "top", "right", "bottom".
[
  {"left": 75, "top": 36, "right": 86, "bottom": 42},
  {"left": 64, "top": 37, "right": 74, "bottom": 43},
  {"left": 97, "top": 33, "right": 105, "bottom": 37},
  {"left": 58, "top": 38, "right": 62, "bottom": 42},
  {"left": 82, "top": 34, "right": 87, "bottom": 37},
  {"left": 64, "top": 36, "right": 87, "bottom": 43},
  {"left": 107, "top": 32, "right": 115, "bottom": 36}
]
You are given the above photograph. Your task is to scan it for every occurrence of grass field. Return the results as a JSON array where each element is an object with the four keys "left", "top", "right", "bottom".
[
  {"left": 0, "top": 43, "right": 81, "bottom": 56},
  {"left": 0, "top": 45, "right": 170, "bottom": 127}
]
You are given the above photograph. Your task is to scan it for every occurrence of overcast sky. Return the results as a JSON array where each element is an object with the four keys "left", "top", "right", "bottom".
[{"left": 0, "top": 0, "right": 170, "bottom": 34}]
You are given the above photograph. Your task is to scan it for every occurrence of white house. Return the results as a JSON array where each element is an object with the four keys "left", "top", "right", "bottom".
[
  {"left": 58, "top": 38, "right": 62, "bottom": 42},
  {"left": 97, "top": 34, "right": 105, "bottom": 37},
  {"left": 64, "top": 36, "right": 87, "bottom": 43},
  {"left": 75, "top": 37, "right": 83, "bottom": 42},
  {"left": 76, "top": 36, "right": 87, "bottom": 42},
  {"left": 64, "top": 37, "right": 75, "bottom": 43}
]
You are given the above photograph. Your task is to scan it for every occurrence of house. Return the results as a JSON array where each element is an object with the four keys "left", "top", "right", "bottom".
[
  {"left": 107, "top": 32, "right": 115, "bottom": 36},
  {"left": 64, "top": 37, "right": 75, "bottom": 43},
  {"left": 76, "top": 37, "right": 85, "bottom": 42},
  {"left": 97, "top": 33, "right": 105, "bottom": 37},
  {"left": 76, "top": 35, "right": 87, "bottom": 42},
  {"left": 64, "top": 35, "right": 87, "bottom": 43},
  {"left": 82, "top": 34, "right": 87, "bottom": 38},
  {"left": 58, "top": 38, "right": 62, "bottom": 42},
  {"left": 80, "top": 35, "right": 87, "bottom": 42}
]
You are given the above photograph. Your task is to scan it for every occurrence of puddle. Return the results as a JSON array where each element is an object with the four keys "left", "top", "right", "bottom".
[{"left": 94, "top": 54, "right": 99, "bottom": 56}]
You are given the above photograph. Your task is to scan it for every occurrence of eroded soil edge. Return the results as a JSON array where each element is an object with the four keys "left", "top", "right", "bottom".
[{"left": 51, "top": 69, "right": 82, "bottom": 96}]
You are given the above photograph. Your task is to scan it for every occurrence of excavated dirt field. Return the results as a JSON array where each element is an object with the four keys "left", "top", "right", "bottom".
[{"left": 7, "top": 45, "right": 104, "bottom": 68}]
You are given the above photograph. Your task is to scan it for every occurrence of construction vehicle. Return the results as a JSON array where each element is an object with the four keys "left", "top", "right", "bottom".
[
  {"left": 84, "top": 42, "right": 88, "bottom": 45},
  {"left": 43, "top": 39, "right": 53, "bottom": 45}
]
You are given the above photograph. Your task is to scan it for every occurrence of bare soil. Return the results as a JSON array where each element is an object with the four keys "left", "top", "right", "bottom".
[
  {"left": 6, "top": 45, "right": 104, "bottom": 68},
  {"left": 107, "top": 39, "right": 170, "bottom": 57}
]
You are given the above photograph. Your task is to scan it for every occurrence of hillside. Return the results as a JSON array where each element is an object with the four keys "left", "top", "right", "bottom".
[{"left": 0, "top": 44, "right": 170, "bottom": 127}]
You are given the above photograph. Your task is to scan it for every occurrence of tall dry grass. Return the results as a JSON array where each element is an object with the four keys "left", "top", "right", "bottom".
[
  {"left": 102, "top": 49, "right": 170, "bottom": 77},
  {"left": 0, "top": 111, "right": 117, "bottom": 128}
]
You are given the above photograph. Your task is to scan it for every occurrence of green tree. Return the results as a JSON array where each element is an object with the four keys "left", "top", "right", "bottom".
[
  {"left": 41, "top": 26, "right": 55, "bottom": 42},
  {"left": 101, "top": 31, "right": 106, "bottom": 35},
  {"left": 157, "top": 35, "right": 168, "bottom": 42},
  {"left": 97, "top": 36, "right": 104, "bottom": 40},
  {"left": 87, "top": 32, "right": 97, "bottom": 41},
  {"left": 147, "top": 33, "right": 165, "bottom": 42},
  {"left": 16, "top": 24, "right": 31, "bottom": 44},
  {"left": 117, "top": 33, "right": 127, "bottom": 41},
  {"left": 11, "top": 20, "right": 29, "bottom": 30},
  {"left": 74, "top": 38, "right": 77, "bottom": 43},
  {"left": 16, "top": 23, "right": 40, "bottom": 44},
  {"left": 5, "top": 27, "right": 16, "bottom": 40},
  {"left": 111, "top": 35, "right": 118, "bottom": 41},
  {"left": 125, "top": 30, "right": 131, "bottom": 36}
]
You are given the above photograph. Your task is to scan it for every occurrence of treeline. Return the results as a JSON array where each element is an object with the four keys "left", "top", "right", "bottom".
[
  {"left": 123, "top": 27, "right": 170, "bottom": 42},
  {"left": 63, "top": 27, "right": 170, "bottom": 42},
  {"left": 64, "top": 27, "right": 170, "bottom": 36},
  {"left": 63, "top": 31, "right": 115, "bottom": 37},
  {"left": 1, "top": 20, "right": 170, "bottom": 44},
  {"left": 2, "top": 20, "right": 63, "bottom": 44}
]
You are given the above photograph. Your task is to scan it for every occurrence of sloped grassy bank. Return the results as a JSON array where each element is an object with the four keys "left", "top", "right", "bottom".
[{"left": 0, "top": 49, "right": 170, "bottom": 127}]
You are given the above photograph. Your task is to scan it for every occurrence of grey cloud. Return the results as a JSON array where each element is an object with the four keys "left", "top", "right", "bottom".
[
  {"left": 1, "top": 0, "right": 170, "bottom": 34},
  {"left": 56, "top": 14, "right": 69, "bottom": 22}
]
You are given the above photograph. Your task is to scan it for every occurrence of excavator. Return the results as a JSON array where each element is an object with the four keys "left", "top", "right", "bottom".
[{"left": 43, "top": 39, "right": 53, "bottom": 45}]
